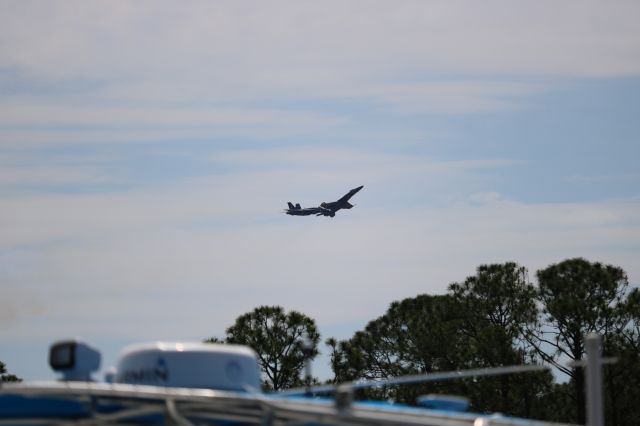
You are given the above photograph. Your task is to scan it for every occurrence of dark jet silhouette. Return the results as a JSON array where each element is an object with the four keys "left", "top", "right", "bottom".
[
  {"left": 285, "top": 203, "right": 334, "bottom": 217},
  {"left": 285, "top": 186, "right": 364, "bottom": 218}
]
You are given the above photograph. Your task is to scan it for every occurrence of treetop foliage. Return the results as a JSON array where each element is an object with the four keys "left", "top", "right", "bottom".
[
  {"left": 325, "top": 259, "right": 638, "bottom": 424},
  {"left": 211, "top": 258, "right": 638, "bottom": 425},
  {"left": 533, "top": 258, "right": 634, "bottom": 424},
  {"left": 537, "top": 257, "right": 629, "bottom": 337},
  {"left": 206, "top": 305, "right": 320, "bottom": 391},
  {"left": 0, "top": 360, "right": 21, "bottom": 383}
]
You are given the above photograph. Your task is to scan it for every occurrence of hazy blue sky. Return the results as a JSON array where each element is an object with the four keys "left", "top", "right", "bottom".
[{"left": 1, "top": 1, "right": 639, "bottom": 381}]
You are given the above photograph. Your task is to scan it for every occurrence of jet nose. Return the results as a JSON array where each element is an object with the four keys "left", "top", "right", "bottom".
[{"left": 354, "top": 185, "right": 364, "bottom": 192}]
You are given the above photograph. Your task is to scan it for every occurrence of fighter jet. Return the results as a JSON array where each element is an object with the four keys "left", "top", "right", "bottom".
[
  {"left": 284, "top": 203, "right": 334, "bottom": 217},
  {"left": 284, "top": 185, "right": 364, "bottom": 218}
]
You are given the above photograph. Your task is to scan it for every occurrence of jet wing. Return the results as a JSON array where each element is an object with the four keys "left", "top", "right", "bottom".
[{"left": 336, "top": 185, "right": 364, "bottom": 204}]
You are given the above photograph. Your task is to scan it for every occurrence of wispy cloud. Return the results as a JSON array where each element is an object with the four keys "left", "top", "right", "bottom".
[
  {"left": 0, "top": 103, "right": 346, "bottom": 129},
  {"left": 2, "top": 190, "right": 639, "bottom": 340},
  {"left": 3, "top": 1, "right": 639, "bottom": 84},
  {"left": 2, "top": 1, "right": 639, "bottom": 141},
  {"left": 0, "top": 147, "right": 518, "bottom": 245},
  {"left": 565, "top": 173, "right": 640, "bottom": 185},
  {"left": 0, "top": 102, "right": 348, "bottom": 149}
]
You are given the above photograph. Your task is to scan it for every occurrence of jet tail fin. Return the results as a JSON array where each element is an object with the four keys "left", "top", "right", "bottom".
[
  {"left": 287, "top": 202, "right": 295, "bottom": 209},
  {"left": 295, "top": 203, "right": 301, "bottom": 209}
]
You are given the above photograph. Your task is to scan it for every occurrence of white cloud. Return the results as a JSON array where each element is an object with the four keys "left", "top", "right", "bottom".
[
  {"left": 1, "top": 1, "right": 638, "bottom": 121},
  {"left": 3, "top": 1, "right": 637, "bottom": 150},
  {"left": 565, "top": 173, "right": 640, "bottom": 185},
  {"left": 0, "top": 102, "right": 348, "bottom": 148},
  {"left": 213, "top": 146, "right": 518, "bottom": 171},
  {"left": 1, "top": 150, "right": 639, "bottom": 341},
  {"left": 0, "top": 165, "right": 117, "bottom": 187},
  {"left": 0, "top": 103, "right": 344, "bottom": 129},
  {"left": 2, "top": 1, "right": 639, "bottom": 84},
  {"left": 0, "top": 148, "right": 512, "bottom": 247},
  {"left": 2, "top": 198, "right": 639, "bottom": 341},
  {"left": 364, "top": 81, "right": 545, "bottom": 114}
]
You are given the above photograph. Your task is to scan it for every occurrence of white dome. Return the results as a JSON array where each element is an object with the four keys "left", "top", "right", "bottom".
[{"left": 114, "top": 342, "right": 260, "bottom": 391}]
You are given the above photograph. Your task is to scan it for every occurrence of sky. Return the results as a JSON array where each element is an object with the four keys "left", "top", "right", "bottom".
[{"left": 1, "top": 1, "right": 639, "bottom": 382}]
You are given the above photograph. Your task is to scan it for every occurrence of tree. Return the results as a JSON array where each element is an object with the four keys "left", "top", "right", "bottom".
[
  {"left": 202, "top": 336, "right": 224, "bottom": 344},
  {"left": 601, "top": 287, "right": 640, "bottom": 426},
  {"left": 328, "top": 269, "right": 556, "bottom": 418},
  {"left": 448, "top": 263, "right": 538, "bottom": 349},
  {"left": 329, "top": 294, "right": 466, "bottom": 379},
  {"left": 533, "top": 258, "right": 631, "bottom": 425},
  {"left": 219, "top": 306, "right": 320, "bottom": 391},
  {"left": 328, "top": 294, "right": 491, "bottom": 404},
  {"left": 449, "top": 263, "right": 552, "bottom": 417},
  {"left": 327, "top": 295, "right": 466, "bottom": 401},
  {"left": 0, "top": 360, "right": 20, "bottom": 382}
]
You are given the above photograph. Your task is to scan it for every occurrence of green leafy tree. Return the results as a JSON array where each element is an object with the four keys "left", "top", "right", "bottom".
[
  {"left": 328, "top": 268, "right": 555, "bottom": 418},
  {"left": 448, "top": 263, "right": 538, "bottom": 351},
  {"left": 602, "top": 287, "right": 640, "bottom": 426},
  {"left": 533, "top": 258, "right": 632, "bottom": 425},
  {"left": 217, "top": 306, "right": 320, "bottom": 391},
  {"left": 328, "top": 294, "right": 482, "bottom": 403},
  {"left": 0, "top": 360, "right": 21, "bottom": 382},
  {"left": 449, "top": 263, "right": 553, "bottom": 418},
  {"left": 333, "top": 294, "right": 466, "bottom": 376}
]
